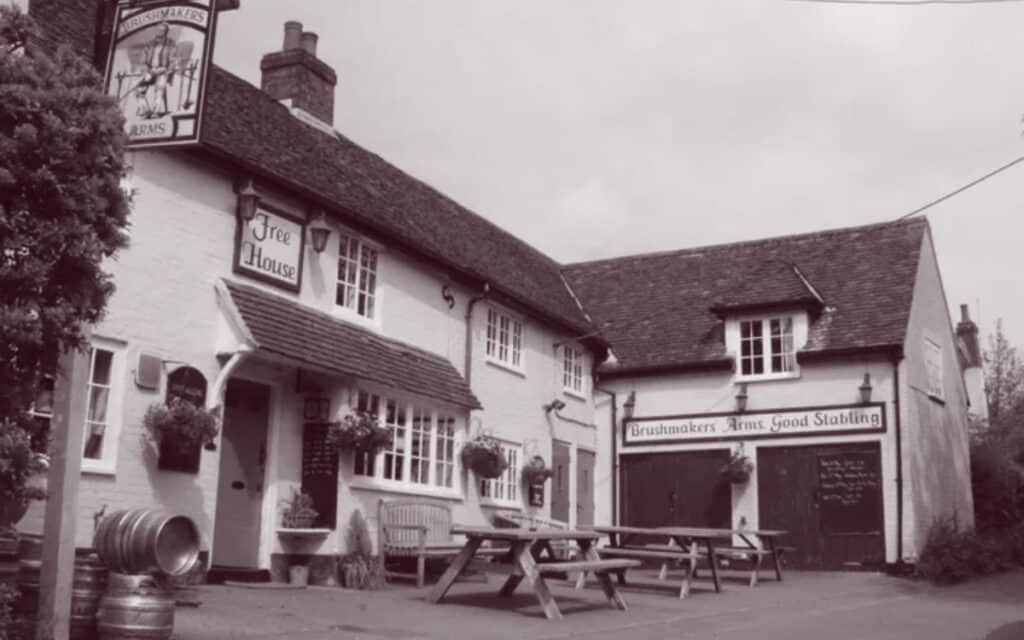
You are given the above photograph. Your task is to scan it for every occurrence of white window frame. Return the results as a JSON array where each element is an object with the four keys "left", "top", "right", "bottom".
[
  {"left": 485, "top": 307, "right": 525, "bottom": 375},
  {"left": 726, "top": 313, "right": 806, "bottom": 382},
  {"left": 348, "top": 388, "right": 464, "bottom": 500},
  {"left": 479, "top": 441, "right": 522, "bottom": 508},
  {"left": 562, "top": 345, "right": 586, "bottom": 399},
  {"left": 335, "top": 231, "right": 381, "bottom": 325},
  {"left": 924, "top": 336, "right": 944, "bottom": 401},
  {"left": 80, "top": 338, "right": 125, "bottom": 475}
]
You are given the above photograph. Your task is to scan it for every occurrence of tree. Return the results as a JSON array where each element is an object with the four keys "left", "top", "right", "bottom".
[
  {"left": 0, "top": 4, "right": 130, "bottom": 505},
  {"left": 983, "top": 319, "right": 1024, "bottom": 433}
]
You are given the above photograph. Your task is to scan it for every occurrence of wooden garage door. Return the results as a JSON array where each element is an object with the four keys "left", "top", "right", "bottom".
[
  {"left": 621, "top": 450, "right": 731, "bottom": 530},
  {"left": 758, "top": 442, "right": 885, "bottom": 569}
]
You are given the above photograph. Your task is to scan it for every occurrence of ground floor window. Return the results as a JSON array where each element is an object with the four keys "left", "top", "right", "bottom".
[
  {"left": 350, "top": 389, "right": 462, "bottom": 493},
  {"left": 480, "top": 441, "right": 522, "bottom": 507}
]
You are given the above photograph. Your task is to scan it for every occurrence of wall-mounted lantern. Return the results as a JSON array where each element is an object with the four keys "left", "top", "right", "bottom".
[
  {"left": 308, "top": 211, "right": 331, "bottom": 254},
  {"left": 735, "top": 383, "right": 749, "bottom": 413},
  {"left": 859, "top": 373, "right": 873, "bottom": 404},
  {"left": 237, "top": 178, "right": 259, "bottom": 222},
  {"left": 623, "top": 391, "right": 636, "bottom": 420}
]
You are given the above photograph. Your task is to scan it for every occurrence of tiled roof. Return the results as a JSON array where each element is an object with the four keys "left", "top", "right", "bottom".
[
  {"left": 563, "top": 219, "right": 928, "bottom": 373},
  {"left": 201, "top": 66, "right": 592, "bottom": 337},
  {"left": 709, "top": 260, "right": 822, "bottom": 315},
  {"left": 223, "top": 279, "right": 482, "bottom": 410}
]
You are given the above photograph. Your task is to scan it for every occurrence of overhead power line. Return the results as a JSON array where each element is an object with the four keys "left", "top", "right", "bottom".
[
  {"left": 897, "top": 154, "right": 1024, "bottom": 220},
  {"left": 791, "top": 0, "right": 1024, "bottom": 4}
]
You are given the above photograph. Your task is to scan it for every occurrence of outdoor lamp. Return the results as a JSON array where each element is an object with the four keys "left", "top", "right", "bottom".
[
  {"left": 859, "top": 373, "right": 873, "bottom": 404},
  {"left": 623, "top": 391, "right": 636, "bottom": 420},
  {"left": 237, "top": 178, "right": 259, "bottom": 222},
  {"left": 543, "top": 398, "right": 566, "bottom": 413},
  {"left": 735, "top": 383, "right": 749, "bottom": 413},
  {"left": 308, "top": 211, "right": 331, "bottom": 254}
]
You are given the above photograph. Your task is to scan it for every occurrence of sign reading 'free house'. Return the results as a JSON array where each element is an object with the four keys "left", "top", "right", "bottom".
[
  {"left": 233, "top": 205, "right": 306, "bottom": 292},
  {"left": 623, "top": 403, "right": 886, "bottom": 446}
]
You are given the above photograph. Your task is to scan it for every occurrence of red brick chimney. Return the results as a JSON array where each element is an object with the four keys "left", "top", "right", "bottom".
[
  {"left": 260, "top": 21, "right": 337, "bottom": 126},
  {"left": 956, "top": 304, "right": 982, "bottom": 368}
]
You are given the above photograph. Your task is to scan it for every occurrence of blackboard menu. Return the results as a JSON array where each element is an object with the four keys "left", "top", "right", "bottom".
[
  {"left": 817, "top": 452, "right": 882, "bottom": 535},
  {"left": 300, "top": 422, "right": 338, "bottom": 529}
]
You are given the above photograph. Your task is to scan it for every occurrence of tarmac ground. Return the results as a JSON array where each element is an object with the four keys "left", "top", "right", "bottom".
[{"left": 171, "top": 567, "right": 1024, "bottom": 639}]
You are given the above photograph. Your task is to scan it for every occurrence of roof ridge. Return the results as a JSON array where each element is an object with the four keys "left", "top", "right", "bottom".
[{"left": 564, "top": 217, "right": 928, "bottom": 270}]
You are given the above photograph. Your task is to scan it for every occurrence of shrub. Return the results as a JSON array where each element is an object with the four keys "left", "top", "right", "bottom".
[
  {"left": 970, "top": 436, "right": 1024, "bottom": 532},
  {"left": 916, "top": 516, "right": 982, "bottom": 584}
]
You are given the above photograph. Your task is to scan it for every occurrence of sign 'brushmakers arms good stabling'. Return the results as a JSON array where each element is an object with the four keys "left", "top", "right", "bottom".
[
  {"left": 102, "top": 0, "right": 220, "bottom": 148},
  {"left": 623, "top": 403, "right": 886, "bottom": 446}
]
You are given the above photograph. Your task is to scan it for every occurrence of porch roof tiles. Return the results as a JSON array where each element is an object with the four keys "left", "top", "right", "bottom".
[{"left": 223, "top": 279, "right": 482, "bottom": 410}]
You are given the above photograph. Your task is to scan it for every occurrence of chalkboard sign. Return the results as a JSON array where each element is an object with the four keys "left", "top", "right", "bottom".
[
  {"left": 300, "top": 422, "right": 338, "bottom": 529},
  {"left": 158, "top": 366, "right": 209, "bottom": 474},
  {"left": 817, "top": 451, "right": 882, "bottom": 535}
]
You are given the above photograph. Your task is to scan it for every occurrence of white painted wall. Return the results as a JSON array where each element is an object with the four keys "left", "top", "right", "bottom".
[{"left": 32, "top": 146, "right": 597, "bottom": 565}]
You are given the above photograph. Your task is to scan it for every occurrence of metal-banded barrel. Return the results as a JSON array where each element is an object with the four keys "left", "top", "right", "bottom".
[
  {"left": 97, "top": 572, "right": 174, "bottom": 640},
  {"left": 0, "top": 531, "right": 19, "bottom": 589},
  {"left": 71, "top": 551, "right": 109, "bottom": 640},
  {"left": 14, "top": 534, "right": 42, "bottom": 616},
  {"left": 93, "top": 509, "right": 199, "bottom": 576}
]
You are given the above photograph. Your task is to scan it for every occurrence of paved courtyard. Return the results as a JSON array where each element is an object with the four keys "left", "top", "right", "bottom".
[{"left": 171, "top": 567, "right": 1024, "bottom": 639}]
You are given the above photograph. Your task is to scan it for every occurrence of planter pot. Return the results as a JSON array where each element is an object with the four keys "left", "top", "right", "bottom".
[
  {"left": 0, "top": 497, "right": 29, "bottom": 530},
  {"left": 282, "top": 517, "right": 317, "bottom": 529},
  {"left": 289, "top": 564, "right": 309, "bottom": 587}
]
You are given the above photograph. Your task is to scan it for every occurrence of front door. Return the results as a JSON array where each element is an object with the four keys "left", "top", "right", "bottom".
[
  {"left": 551, "top": 441, "right": 571, "bottom": 523},
  {"left": 576, "top": 449, "right": 596, "bottom": 527},
  {"left": 213, "top": 379, "right": 270, "bottom": 568},
  {"left": 621, "top": 450, "right": 731, "bottom": 529},
  {"left": 758, "top": 442, "right": 885, "bottom": 569}
]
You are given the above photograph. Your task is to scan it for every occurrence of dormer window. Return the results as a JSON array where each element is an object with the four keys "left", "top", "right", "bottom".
[{"left": 727, "top": 313, "right": 806, "bottom": 381}]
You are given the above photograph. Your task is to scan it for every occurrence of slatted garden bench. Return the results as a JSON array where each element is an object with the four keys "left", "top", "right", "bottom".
[{"left": 378, "top": 499, "right": 506, "bottom": 587}]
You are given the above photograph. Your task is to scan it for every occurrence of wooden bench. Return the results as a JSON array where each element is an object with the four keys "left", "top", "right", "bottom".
[
  {"left": 535, "top": 558, "right": 640, "bottom": 575},
  {"left": 378, "top": 499, "right": 506, "bottom": 587},
  {"left": 699, "top": 543, "right": 788, "bottom": 587},
  {"left": 594, "top": 543, "right": 700, "bottom": 598}
]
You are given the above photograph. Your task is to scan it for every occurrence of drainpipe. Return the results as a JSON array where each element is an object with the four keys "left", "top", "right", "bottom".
[
  {"left": 892, "top": 356, "right": 905, "bottom": 565},
  {"left": 593, "top": 386, "right": 618, "bottom": 526},
  {"left": 463, "top": 283, "right": 490, "bottom": 388}
]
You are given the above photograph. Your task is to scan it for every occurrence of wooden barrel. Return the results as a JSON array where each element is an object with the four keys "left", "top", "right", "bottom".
[
  {"left": 93, "top": 509, "right": 199, "bottom": 576},
  {"left": 71, "top": 551, "right": 109, "bottom": 640},
  {"left": 14, "top": 535, "right": 41, "bottom": 616},
  {"left": 97, "top": 573, "right": 174, "bottom": 640},
  {"left": 0, "top": 531, "right": 19, "bottom": 589}
]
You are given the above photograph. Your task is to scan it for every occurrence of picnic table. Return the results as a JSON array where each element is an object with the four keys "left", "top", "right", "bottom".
[
  {"left": 427, "top": 525, "right": 641, "bottom": 620},
  {"left": 592, "top": 525, "right": 788, "bottom": 593}
]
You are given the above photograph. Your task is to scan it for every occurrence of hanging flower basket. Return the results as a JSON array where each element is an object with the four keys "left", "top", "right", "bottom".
[
  {"left": 326, "top": 411, "right": 393, "bottom": 454},
  {"left": 720, "top": 451, "right": 754, "bottom": 484},
  {"left": 521, "top": 455, "right": 553, "bottom": 485},
  {"left": 461, "top": 435, "right": 508, "bottom": 479},
  {"left": 144, "top": 398, "right": 220, "bottom": 451}
]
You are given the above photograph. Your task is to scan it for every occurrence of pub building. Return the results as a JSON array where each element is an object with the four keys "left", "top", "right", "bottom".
[
  {"left": 20, "top": 1, "right": 980, "bottom": 579},
  {"left": 565, "top": 219, "right": 982, "bottom": 569}
]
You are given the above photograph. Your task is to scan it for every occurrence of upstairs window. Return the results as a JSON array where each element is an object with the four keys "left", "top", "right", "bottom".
[
  {"left": 924, "top": 338, "right": 944, "bottom": 401},
  {"left": 336, "top": 234, "right": 378, "bottom": 319},
  {"left": 738, "top": 317, "right": 796, "bottom": 379},
  {"left": 486, "top": 308, "right": 524, "bottom": 372},
  {"left": 562, "top": 346, "right": 584, "bottom": 396}
]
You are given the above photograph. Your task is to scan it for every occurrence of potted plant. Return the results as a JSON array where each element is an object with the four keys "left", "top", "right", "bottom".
[
  {"left": 280, "top": 489, "right": 319, "bottom": 529},
  {"left": 143, "top": 398, "right": 220, "bottom": 453},
  {"left": 339, "top": 552, "right": 385, "bottom": 590},
  {"left": 0, "top": 420, "right": 48, "bottom": 530},
  {"left": 721, "top": 450, "right": 754, "bottom": 484},
  {"left": 522, "top": 455, "right": 553, "bottom": 485},
  {"left": 325, "top": 411, "right": 393, "bottom": 454},
  {"left": 461, "top": 434, "right": 508, "bottom": 479}
]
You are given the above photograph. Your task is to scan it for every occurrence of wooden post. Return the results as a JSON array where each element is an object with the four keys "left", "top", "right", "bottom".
[{"left": 36, "top": 339, "right": 91, "bottom": 640}]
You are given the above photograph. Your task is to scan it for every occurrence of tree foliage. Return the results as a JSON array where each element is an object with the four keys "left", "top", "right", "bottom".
[
  {"left": 0, "top": 5, "right": 130, "bottom": 494},
  {"left": 983, "top": 319, "right": 1024, "bottom": 433}
]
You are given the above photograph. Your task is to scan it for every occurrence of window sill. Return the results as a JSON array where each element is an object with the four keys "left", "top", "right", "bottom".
[
  {"left": 348, "top": 477, "right": 464, "bottom": 502},
  {"left": 562, "top": 388, "right": 587, "bottom": 402},
  {"left": 479, "top": 498, "right": 522, "bottom": 509},
  {"left": 736, "top": 371, "right": 800, "bottom": 384},
  {"left": 331, "top": 307, "right": 381, "bottom": 332},
  {"left": 81, "top": 461, "right": 116, "bottom": 476},
  {"left": 485, "top": 358, "right": 526, "bottom": 378}
]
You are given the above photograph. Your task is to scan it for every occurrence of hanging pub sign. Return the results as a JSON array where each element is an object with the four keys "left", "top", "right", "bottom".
[
  {"left": 623, "top": 403, "right": 886, "bottom": 447},
  {"left": 102, "top": 0, "right": 220, "bottom": 148},
  {"left": 233, "top": 204, "right": 306, "bottom": 292}
]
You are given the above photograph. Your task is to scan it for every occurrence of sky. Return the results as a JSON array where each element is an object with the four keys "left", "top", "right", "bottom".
[{"left": 215, "top": 0, "right": 1024, "bottom": 349}]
